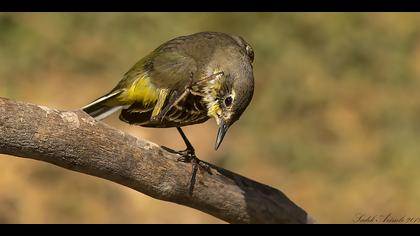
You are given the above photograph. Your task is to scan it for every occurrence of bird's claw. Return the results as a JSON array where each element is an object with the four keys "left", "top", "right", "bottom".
[
  {"left": 176, "top": 149, "right": 195, "bottom": 162},
  {"left": 176, "top": 149, "right": 211, "bottom": 173},
  {"left": 176, "top": 149, "right": 212, "bottom": 195}
]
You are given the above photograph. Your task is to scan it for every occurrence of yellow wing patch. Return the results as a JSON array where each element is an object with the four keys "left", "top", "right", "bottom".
[
  {"left": 117, "top": 73, "right": 160, "bottom": 106},
  {"left": 151, "top": 89, "right": 169, "bottom": 118}
]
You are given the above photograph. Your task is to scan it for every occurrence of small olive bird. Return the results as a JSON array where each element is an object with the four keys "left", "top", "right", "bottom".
[{"left": 82, "top": 32, "right": 254, "bottom": 180}]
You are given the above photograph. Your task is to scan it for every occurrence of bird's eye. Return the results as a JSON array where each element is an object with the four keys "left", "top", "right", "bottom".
[
  {"left": 245, "top": 45, "right": 254, "bottom": 63},
  {"left": 224, "top": 96, "right": 233, "bottom": 107}
]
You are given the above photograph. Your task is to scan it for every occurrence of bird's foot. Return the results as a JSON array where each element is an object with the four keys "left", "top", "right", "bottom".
[
  {"left": 176, "top": 149, "right": 212, "bottom": 195},
  {"left": 176, "top": 149, "right": 211, "bottom": 172}
]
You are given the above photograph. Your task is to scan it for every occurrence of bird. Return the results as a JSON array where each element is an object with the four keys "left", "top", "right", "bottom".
[{"left": 82, "top": 32, "right": 255, "bottom": 189}]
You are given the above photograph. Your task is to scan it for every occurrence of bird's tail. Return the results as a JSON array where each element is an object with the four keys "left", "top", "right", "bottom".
[{"left": 82, "top": 90, "right": 125, "bottom": 121}]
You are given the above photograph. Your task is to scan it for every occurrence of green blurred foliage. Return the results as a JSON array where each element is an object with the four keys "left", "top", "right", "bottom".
[{"left": 1, "top": 13, "right": 420, "bottom": 223}]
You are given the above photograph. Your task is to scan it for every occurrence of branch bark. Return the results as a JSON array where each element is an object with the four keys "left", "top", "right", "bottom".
[{"left": 0, "top": 97, "right": 315, "bottom": 224}]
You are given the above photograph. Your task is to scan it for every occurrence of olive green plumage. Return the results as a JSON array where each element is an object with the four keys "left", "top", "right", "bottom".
[{"left": 82, "top": 31, "right": 255, "bottom": 151}]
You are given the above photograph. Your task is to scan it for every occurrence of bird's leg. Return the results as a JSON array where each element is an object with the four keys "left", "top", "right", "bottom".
[
  {"left": 175, "top": 127, "right": 211, "bottom": 194},
  {"left": 175, "top": 127, "right": 210, "bottom": 194},
  {"left": 176, "top": 127, "right": 209, "bottom": 170},
  {"left": 175, "top": 127, "right": 196, "bottom": 161}
]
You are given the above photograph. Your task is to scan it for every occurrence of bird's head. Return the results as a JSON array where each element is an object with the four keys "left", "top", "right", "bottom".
[{"left": 205, "top": 36, "right": 255, "bottom": 150}]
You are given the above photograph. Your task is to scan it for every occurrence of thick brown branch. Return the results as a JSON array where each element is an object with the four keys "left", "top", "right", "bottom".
[{"left": 0, "top": 97, "right": 315, "bottom": 224}]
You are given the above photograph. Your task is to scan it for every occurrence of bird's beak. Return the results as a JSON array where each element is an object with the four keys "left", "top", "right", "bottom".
[{"left": 215, "top": 120, "right": 230, "bottom": 150}]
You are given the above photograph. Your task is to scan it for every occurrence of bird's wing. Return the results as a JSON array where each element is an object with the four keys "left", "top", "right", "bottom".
[
  {"left": 146, "top": 50, "right": 199, "bottom": 120},
  {"left": 149, "top": 50, "right": 198, "bottom": 89},
  {"left": 116, "top": 49, "right": 200, "bottom": 124}
]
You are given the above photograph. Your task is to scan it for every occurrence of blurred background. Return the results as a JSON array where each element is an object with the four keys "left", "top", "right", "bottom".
[{"left": 1, "top": 13, "right": 420, "bottom": 223}]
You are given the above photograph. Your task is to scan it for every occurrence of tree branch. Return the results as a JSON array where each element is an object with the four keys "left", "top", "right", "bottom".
[{"left": 0, "top": 97, "right": 315, "bottom": 224}]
